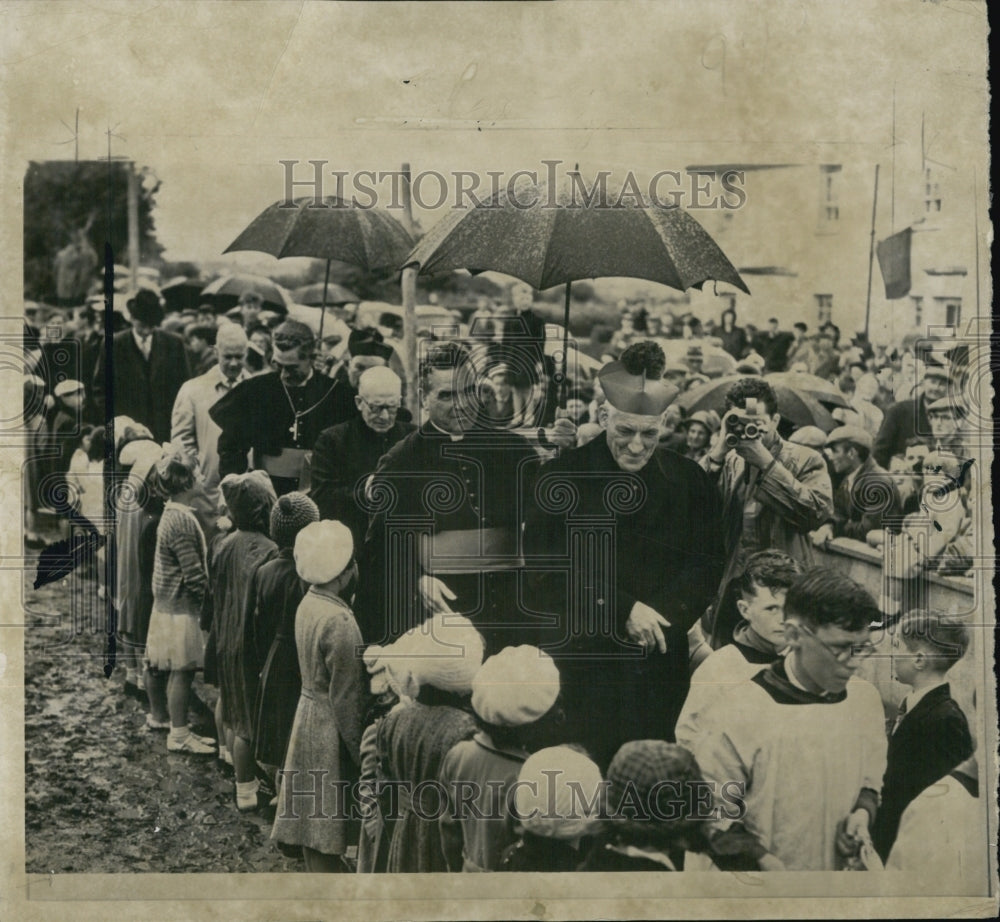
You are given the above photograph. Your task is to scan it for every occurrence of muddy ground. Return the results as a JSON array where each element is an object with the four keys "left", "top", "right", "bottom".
[{"left": 23, "top": 559, "right": 300, "bottom": 874}]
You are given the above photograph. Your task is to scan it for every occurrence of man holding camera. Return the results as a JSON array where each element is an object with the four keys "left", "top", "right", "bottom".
[{"left": 700, "top": 378, "right": 833, "bottom": 648}]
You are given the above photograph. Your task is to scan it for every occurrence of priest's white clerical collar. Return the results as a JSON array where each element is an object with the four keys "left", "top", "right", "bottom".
[{"left": 429, "top": 420, "right": 465, "bottom": 441}]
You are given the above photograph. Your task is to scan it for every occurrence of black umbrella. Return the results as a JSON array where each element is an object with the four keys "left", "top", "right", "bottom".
[
  {"left": 201, "top": 273, "right": 291, "bottom": 315},
  {"left": 403, "top": 175, "right": 748, "bottom": 403},
  {"left": 224, "top": 196, "right": 414, "bottom": 337}
]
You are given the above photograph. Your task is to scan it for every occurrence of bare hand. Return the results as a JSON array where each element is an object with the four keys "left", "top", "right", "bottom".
[
  {"left": 547, "top": 416, "right": 578, "bottom": 450},
  {"left": 835, "top": 809, "right": 870, "bottom": 857},
  {"left": 626, "top": 602, "right": 671, "bottom": 654},
  {"left": 418, "top": 575, "right": 456, "bottom": 615},
  {"left": 734, "top": 435, "right": 774, "bottom": 470},
  {"left": 810, "top": 524, "right": 834, "bottom": 547},
  {"left": 758, "top": 853, "right": 786, "bottom": 871}
]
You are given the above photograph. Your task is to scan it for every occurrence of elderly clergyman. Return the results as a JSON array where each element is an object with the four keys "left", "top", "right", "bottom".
[
  {"left": 308, "top": 365, "right": 416, "bottom": 549},
  {"left": 523, "top": 341, "right": 724, "bottom": 767}
]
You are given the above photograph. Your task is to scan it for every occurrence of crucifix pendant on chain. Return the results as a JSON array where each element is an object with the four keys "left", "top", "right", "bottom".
[{"left": 289, "top": 417, "right": 299, "bottom": 442}]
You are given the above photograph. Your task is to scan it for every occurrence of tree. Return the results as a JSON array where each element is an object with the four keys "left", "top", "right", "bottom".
[{"left": 23, "top": 160, "right": 163, "bottom": 303}]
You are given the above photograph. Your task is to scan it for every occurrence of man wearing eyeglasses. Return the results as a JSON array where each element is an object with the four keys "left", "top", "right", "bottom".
[
  {"left": 308, "top": 366, "right": 415, "bottom": 548},
  {"left": 692, "top": 568, "right": 887, "bottom": 871}
]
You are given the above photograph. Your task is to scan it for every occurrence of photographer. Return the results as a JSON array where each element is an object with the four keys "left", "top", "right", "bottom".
[{"left": 700, "top": 378, "right": 833, "bottom": 648}]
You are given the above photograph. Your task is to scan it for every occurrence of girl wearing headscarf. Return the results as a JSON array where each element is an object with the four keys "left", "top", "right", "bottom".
[
  {"left": 500, "top": 745, "right": 604, "bottom": 872},
  {"left": 374, "top": 614, "right": 483, "bottom": 872},
  {"left": 271, "top": 520, "right": 365, "bottom": 872},
  {"left": 144, "top": 446, "right": 214, "bottom": 755},
  {"left": 247, "top": 492, "right": 319, "bottom": 787},
  {"left": 205, "top": 470, "right": 277, "bottom": 809}
]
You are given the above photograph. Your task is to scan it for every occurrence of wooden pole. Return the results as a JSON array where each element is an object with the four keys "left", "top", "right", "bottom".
[
  {"left": 863, "top": 164, "right": 880, "bottom": 341},
  {"left": 127, "top": 161, "right": 140, "bottom": 292},
  {"left": 319, "top": 257, "right": 331, "bottom": 340},
  {"left": 400, "top": 163, "right": 418, "bottom": 415},
  {"left": 561, "top": 281, "right": 572, "bottom": 408}
]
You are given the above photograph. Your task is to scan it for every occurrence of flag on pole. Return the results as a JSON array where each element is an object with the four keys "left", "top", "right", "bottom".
[{"left": 876, "top": 228, "right": 913, "bottom": 299}]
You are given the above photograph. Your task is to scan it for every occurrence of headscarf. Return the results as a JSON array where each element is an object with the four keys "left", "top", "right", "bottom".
[
  {"left": 513, "top": 746, "right": 604, "bottom": 840},
  {"left": 220, "top": 470, "right": 277, "bottom": 534}
]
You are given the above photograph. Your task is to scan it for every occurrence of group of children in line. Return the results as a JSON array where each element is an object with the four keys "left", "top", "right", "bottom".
[{"left": 55, "top": 417, "right": 984, "bottom": 877}]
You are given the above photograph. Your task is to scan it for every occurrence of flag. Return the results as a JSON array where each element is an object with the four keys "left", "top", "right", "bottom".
[{"left": 876, "top": 228, "right": 913, "bottom": 299}]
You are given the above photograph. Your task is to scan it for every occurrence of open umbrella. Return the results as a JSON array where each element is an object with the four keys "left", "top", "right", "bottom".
[
  {"left": 677, "top": 375, "right": 838, "bottom": 432},
  {"left": 161, "top": 275, "right": 206, "bottom": 313},
  {"left": 765, "top": 372, "right": 850, "bottom": 409},
  {"left": 201, "top": 273, "right": 291, "bottom": 315},
  {"left": 292, "top": 281, "right": 358, "bottom": 306},
  {"left": 223, "top": 196, "right": 414, "bottom": 338},
  {"left": 662, "top": 338, "right": 737, "bottom": 378},
  {"left": 403, "top": 175, "right": 748, "bottom": 404}
]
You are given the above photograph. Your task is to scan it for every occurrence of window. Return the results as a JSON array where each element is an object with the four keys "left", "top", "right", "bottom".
[
  {"left": 924, "top": 167, "right": 942, "bottom": 214},
  {"left": 911, "top": 296, "right": 923, "bottom": 327},
  {"left": 933, "top": 297, "right": 961, "bottom": 328},
  {"left": 818, "top": 166, "right": 841, "bottom": 229},
  {"left": 815, "top": 293, "right": 833, "bottom": 324}
]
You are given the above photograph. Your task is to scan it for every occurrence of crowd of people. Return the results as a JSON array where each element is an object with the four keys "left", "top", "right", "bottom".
[{"left": 20, "top": 280, "right": 982, "bottom": 878}]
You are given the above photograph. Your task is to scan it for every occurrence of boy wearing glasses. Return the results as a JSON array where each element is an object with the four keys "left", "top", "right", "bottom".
[{"left": 692, "top": 567, "right": 887, "bottom": 870}]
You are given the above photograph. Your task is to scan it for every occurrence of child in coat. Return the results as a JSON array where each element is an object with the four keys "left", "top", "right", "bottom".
[
  {"left": 438, "top": 645, "right": 564, "bottom": 872},
  {"left": 871, "top": 609, "right": 973, "bottom": 861},
  {"left": 271, "top": 521, "right": 365, "bottom": 872}
]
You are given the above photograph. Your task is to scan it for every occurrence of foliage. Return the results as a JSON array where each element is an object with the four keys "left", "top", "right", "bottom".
[{"left": 23, "top": 160, "right": 163, "bottom": 302}]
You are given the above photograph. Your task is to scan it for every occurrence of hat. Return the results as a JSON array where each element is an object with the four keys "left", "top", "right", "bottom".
[
  {"left": 118, "top": 439, "right": 163, "bottom": 484},
  {"left": 127, "top": 289, "right": 164, "bottom": 325},
  {"left": 661, "top": 361, "right": 690, "bottom": 377},
  {"left": 294, "top": 520, "right": 354, "bottom": 585},
  {"left": 788, "top": 425, "right": 828, "bottom": 449},
  {"left": 471, "top": 645, "right": 561, "bottom": 727},
  {"left": 220, "top": 470, "right": 277, "bottom": 533},
  {"left": 513, "top": 747, "right": 604, "bottom": 840},
  {"left": 922, "top": 360, "right": 952, "bottom": 380},
  {"left": 607, "top": 740, "right": 702, "bottom": 821},
  {"left": 372, "top": 613, "right": 485, "bottom": 697},
  {"left": 349, "top": 326, "right": 394, "bottom": 361},
  {"left": 825, "top": 425, "right": 873, "bottom": 452},
  {"left": 54, "top": 379, "right": 85, "bottom": 398},
  {"left": 599, "top": 361, "right": 679, "bottom": 416},
  {"left": 685, "top": 345, "right": 704, "bottom": 359},
  {"left": 680, "top": 410, "right": 720, "bottom": 433},
  {"left": 270, "top": 491, "right": 320, "bottom": 549},
  {"left": 926, "top": 396, "right": 961, "bottom": 415}
]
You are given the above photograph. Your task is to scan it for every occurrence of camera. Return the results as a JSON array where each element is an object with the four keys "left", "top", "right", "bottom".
[{"left": 724, "top": 397, "right": 763, "bottom": 448}]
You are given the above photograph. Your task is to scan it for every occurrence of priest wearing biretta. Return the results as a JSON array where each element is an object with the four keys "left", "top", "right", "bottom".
[{"left": 523, "top": 341, "right": 725, "bottom": 768}]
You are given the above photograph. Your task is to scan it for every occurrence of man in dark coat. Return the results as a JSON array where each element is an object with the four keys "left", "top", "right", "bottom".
[
  {"left": 309, "top": 365, "right": 415, "bottom": 549},
  {"left": 209, "top": 320, "right": 351, "bottom": 495},
  {"left": 752, "top": 317, "right": 794, "bottom": 373},
  {"left": 92, "top": 289, "right": 191, "bottom": 442},
  {"left": 523, "top": 346, "right": 725, "bottom": 767},
  {"left": 810, "top": 426, "right": 902, "bottom": 544},
  {"left": 322, "top": 326, "right": 397, "bottom": 424},
  {"left": 355, "top": 341, "right": 540, "bottom": 650},
  {"left": 872, "top": 362, "right": 950, "bottom": 467}
]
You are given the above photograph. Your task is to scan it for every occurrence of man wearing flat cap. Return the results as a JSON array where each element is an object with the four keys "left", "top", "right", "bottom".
[
  {"left": 92, "top": 289, "right": 192, "bottom": 442},
  {"left": 811, "top": 426, "right": 901, "bottom": 546},
  {"left": 873, "top": 360, "right": 952, "bottom": 467},
  {"left": 209, "top": 319, "right": 351, "bottom": 495},
  {"left": 523, "top": 341, "right": 724, "bottom": 767}
]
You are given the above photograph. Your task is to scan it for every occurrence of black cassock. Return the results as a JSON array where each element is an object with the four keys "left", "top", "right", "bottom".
[
  {"left": 523, "top": 436, "right": 724, "bottom": 768},
  {"left": 209, "top": 371, "right": 354, "bottom": 495},
  {"left": 355, "top": 423, "right": 540, "bottom": 651}
]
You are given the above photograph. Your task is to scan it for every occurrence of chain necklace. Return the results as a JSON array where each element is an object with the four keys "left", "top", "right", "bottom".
[{"left": 280, "top": 376, "right": 330, "bottom": 444}]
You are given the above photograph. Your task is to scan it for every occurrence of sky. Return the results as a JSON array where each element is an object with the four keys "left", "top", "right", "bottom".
[{"left": 0, "top": 0, "right": 989, "bottom": 273}]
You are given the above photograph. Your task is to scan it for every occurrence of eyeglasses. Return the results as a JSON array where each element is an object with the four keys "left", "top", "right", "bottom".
[
  {"left": 360, "top": 397, "right": 400, "bottom": 415},
  {"left": 797, "top": 623, "right": 876, "bottom": 662}
]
